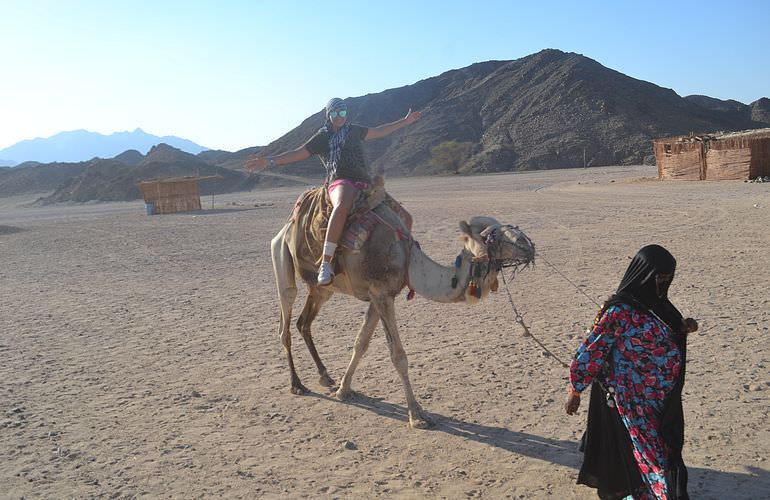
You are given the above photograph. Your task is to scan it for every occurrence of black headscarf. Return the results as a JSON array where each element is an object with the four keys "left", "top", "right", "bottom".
[{"left": 605, "top": 244, "right": 684, "bottom": 330}]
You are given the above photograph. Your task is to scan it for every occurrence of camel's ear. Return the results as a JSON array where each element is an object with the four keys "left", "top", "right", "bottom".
[{"left": 459, "top": 220, "right": 472, "bottom": 236}]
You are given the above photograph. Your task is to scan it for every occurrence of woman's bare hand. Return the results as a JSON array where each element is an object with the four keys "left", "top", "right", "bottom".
[
  {"left": 565, "top": 391, "right": 581, "bottom": 415},
  {"left": 682, "top": 317, "right": 699, "bottom": 333}
]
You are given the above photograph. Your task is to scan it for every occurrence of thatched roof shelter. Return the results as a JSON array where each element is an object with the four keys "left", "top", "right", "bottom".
[
  {"left": 138, "top": 175, "right": 221, "bottom": 215},
  {"left": 653, "top": 129, "right": 770, "bottom": 180}
]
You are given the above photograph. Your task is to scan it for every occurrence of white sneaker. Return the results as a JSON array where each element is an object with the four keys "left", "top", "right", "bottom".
[{"left": 317, "top": 262, "right": 334, "bottom": 285}]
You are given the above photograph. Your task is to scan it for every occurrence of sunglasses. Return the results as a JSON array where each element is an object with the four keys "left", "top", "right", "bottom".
[{"left": 328, "top": 109, "right": 347, "bottom": 119}]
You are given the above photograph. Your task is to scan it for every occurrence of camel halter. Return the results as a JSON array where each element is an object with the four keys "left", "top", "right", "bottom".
[{"left": 483, "top": 224, "right": 536, "bottom": 270}]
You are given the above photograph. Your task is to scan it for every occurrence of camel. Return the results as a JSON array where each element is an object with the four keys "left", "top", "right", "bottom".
[{"left": 270, "top": 192, "right": 535, "bottom": 428}]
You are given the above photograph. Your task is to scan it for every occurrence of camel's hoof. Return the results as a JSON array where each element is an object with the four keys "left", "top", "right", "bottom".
[
  {"left": 409, "top": 413, "right": 434, "bottom": 429},
  {"left": 290, "top": 384, "right": 309, "bottom": 395},
  {"left": 319, "top": 373, "right": 336, "bottom": 388},
  {"left": 335, "top": 388, "right": 353, "bottom": 401}
]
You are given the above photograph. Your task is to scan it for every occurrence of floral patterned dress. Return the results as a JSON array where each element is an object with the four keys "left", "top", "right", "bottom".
[{"left": 570, "top": 304, "right": 682, "bottom": 500}]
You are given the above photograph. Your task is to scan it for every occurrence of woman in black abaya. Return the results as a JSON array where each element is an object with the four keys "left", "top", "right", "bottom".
[{"left": 566, "top": 245, "right": 697, "bottom": 499}]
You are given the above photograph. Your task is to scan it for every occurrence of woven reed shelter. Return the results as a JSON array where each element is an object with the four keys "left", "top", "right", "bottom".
[
  {"left": 138, "top": 175, "right": 221, "bottom": 215},
  {"left": 653, "top": 128, "right": 770, "bottom": 180}
]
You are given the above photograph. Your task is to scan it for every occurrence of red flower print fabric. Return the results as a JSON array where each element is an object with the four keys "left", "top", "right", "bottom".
[{"left": 570, "top": 304, "right": 682, "bottom": 499}]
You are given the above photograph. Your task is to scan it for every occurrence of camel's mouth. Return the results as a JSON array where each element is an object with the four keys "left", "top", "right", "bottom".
[{"left": 486, "top": 224, "right": 536, "bottom": 271}]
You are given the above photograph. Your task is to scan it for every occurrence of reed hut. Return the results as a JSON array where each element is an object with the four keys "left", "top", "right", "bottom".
[
  {"left": 138, "top": 175, "right": 221, "bottom": 215},
  {"left": 653, "top": 129, "right": 770, "bottom": 180}
]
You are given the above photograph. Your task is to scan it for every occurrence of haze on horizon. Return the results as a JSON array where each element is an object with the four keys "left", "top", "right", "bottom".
[{"left": 1, "top": 0, "right": 768, "bottom": 153}]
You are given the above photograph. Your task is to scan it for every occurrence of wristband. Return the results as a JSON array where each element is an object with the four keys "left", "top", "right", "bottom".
[{"left": 569, "top": 386, "right": 581, "bottom": 397}]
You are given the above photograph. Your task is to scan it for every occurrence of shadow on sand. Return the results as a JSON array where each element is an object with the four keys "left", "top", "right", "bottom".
[
  {"left": 306, "top": 391, "right": 770, "bottom": 499},
  {"left": 309, "top": 391, "right": 582, "bottom": 467}
]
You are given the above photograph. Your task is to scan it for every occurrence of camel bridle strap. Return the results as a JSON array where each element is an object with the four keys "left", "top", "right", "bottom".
[{"left": 448, "top": 250, "right": 500, "bottom": 298}]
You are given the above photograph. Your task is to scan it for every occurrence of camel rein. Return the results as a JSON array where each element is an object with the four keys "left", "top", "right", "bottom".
[
  {"left": 498, "top": 251, "right": 615, "bottom": 370},
  {"left": 499, "top": 254, "right": 717, "bottom": 367},
  {"left": 499, "top": 268, "right": 572, "bottom": 369}
]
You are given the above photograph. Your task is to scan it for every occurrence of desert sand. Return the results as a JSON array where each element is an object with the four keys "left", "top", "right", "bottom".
[{"left": 1, "top": 165, "right": 769, "bottom": 499}]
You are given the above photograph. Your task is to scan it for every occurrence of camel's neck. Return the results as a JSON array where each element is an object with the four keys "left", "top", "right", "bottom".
[{"left": 407, "top": 246, "right": 474, "bottom": 303}]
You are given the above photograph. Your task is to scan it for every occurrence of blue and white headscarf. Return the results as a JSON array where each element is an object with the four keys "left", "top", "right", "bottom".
[{"left": 324, "top": 98, "right": 350, "bottom": 173}]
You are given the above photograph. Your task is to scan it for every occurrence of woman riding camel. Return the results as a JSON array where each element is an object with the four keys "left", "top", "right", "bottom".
[{"left": 246, "top": 98, "right": 421, "bottom": 285}]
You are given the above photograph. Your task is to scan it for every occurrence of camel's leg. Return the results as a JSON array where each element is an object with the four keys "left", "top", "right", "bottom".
[
  {"left": 296, "top": 286, "right": 335, "bottom": 387},
  {"left": 271, "top": 228, "right": 306, "bottom": 395},
  {"left": 370, "top": 294, "right": 433, "bottom": 429},
  {"left": 336, "top": 303, "right": 380, "bottom": 399}
]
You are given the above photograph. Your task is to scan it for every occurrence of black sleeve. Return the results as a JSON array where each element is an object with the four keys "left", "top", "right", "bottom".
[{"left": 303, "top": 129, "right": 329, "bottom": 155}]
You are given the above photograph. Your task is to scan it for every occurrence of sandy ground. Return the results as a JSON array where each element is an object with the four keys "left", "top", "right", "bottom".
[{"left": 1, "top": 165, "right": 769, "bottom": 499}]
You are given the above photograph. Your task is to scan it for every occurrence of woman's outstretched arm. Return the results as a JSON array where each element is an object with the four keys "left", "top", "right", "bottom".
[
  {"left": 245, "top": 146, "right": 311, "bottom": 173},
  {"left": 365, "top": 109, "right": 422, "bottom": 140}
]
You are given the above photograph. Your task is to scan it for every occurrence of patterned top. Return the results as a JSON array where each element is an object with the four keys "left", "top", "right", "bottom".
[
  {"left": 304, "top": 124, "right": 370, "bottom": 184},
  {"left": 570, "top": 303, "right": 682, "bottom": 499}
]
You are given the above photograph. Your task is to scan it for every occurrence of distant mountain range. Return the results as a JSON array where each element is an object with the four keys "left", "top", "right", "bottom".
[
  {"left": 257, "top": 49, "right": 769, "bottom": 173},
  {"left": 0, "top": 143, "right": 292, "bottom": 203},
  {"left": 0, "top": 128, "right": 208, "bottom": 165},
  {"left": 1, "top": 49, "right": 768, "bottom": 203}
]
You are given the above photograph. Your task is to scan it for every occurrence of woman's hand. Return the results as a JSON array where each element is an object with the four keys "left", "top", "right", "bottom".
[
  {"left": 682, "top": 317, "right": 699, "bottom": 333},
  {"left": 245, "top": 155, "right": 269, "bottom": 173},
  {"left": 565, "top": 390, "right": 581, "bottom": 415},
  {"left": 403, "top": 108, "right": 422, "bottom": 125}
]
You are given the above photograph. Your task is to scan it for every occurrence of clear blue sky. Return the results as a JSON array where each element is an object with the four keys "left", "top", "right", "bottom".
[{"left": 1, "top": 0, "right": 768, "bottom": 152}]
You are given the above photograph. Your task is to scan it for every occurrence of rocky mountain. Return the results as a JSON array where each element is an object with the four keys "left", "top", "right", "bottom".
[
  {"left": 255, "top": 49, "right": 768, "bottom": 173},
  {"left": 0, "top": 128, "right": 208, "bottom": 164},
  {"left": 0, "top": 144, "right": 298, "bottom": 202},
  {"left": 34, "top": 144, "right": 289, "bottom": 204},
  {"left": 751, "top": 97, "right": 770, "bottom": 124},
  {"left": 683, "top": 95, "right": 748, "bottom": 112},
  {"left": 0, "top": 161, "right": 88, "bottom": 196},
  {"left": 113, "top": 149, "right": 144, "bottom": 166},
  {"left": 2, "top": 49, "right": 768, "bottom": 202}
]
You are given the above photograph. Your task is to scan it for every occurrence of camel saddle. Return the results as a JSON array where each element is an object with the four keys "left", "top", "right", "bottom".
[{"left": 285, "top": 176, "right": 412, "bottom": 279}]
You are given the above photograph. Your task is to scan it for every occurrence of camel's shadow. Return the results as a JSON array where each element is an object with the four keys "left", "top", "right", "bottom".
[
  {"left": 307, "top": 391, "right": 770, "bottom": 499},
  {"left": 309, "top": 391, "right": 582, "bottom": 467}
]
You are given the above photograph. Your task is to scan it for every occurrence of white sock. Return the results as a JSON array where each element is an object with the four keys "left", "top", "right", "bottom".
[{"left": 322, "top": 241, "right": 337, "bottom": 259}]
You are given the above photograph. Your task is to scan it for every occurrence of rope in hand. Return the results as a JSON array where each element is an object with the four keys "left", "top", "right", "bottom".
[{"left": 500, "top": 270, "right": 570, "bottom": 369}]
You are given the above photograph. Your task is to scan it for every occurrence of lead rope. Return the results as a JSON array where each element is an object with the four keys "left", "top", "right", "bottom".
[
  {"left": 539, "top": 253, "right": 716, "bottom": 335},
  {"left": 500, "top": 270, "right": 570, "bottom": 369},
  {"left": 538, "top": 254, "right": 602, "bottom": 308}
]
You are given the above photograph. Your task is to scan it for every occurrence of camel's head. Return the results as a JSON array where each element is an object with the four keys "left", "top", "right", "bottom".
[
  {"left": 457, "top": 217, "right": 534, "bottom": 304},
  {"left": 459, "top": 216, "right": 536, "bottom": 270}
]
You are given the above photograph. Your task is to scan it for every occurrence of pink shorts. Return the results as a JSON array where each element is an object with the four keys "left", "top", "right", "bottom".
[{"left": 327, "top": 179, "right": 370, "bottom": 195}]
